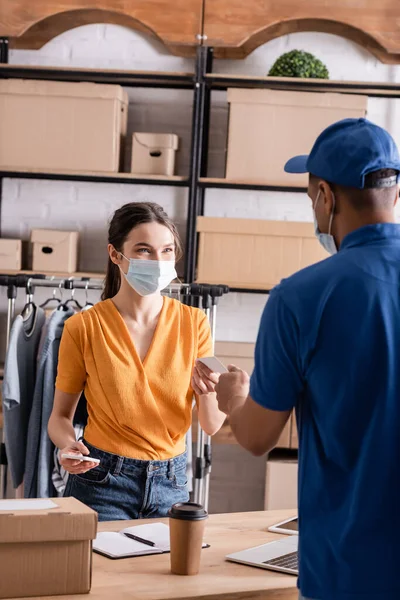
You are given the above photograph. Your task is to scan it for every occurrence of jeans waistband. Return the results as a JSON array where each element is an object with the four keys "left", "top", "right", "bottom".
[{"left": 83, "top": 439, "right": 187, "bottom": 476}]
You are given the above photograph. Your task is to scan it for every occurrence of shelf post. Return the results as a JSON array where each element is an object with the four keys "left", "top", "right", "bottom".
[
  {"left": 0, "top": 38, "right": 9, "bottom": 240},
  {"left": 0, "top": 38, "right": 8, "bottom": 64},
  {"left": 185, "top": 47, "right": 213, "bottom": 283},
  {"left": 0, "top": 37, "right": 9, "bottom": 498}
]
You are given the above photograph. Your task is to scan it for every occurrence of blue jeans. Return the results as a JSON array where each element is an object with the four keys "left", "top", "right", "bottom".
[
  {"left": 64, "top": 440, "right": 189, "bottom": 521},
  {"left": 299, "top": 595, "right": 319, "bottom": 600}
]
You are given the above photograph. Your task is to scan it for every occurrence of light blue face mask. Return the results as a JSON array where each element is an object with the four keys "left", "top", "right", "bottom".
[
  {"left": 120, "top": 255, "right": 177, "bottom": 296},
  {"left": 313, "top": 190, "right": 337, "bottom": 255}
]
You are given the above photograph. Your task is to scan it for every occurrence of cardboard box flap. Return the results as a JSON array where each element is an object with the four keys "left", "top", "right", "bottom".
[
  {"left": 0, "top": 79, "right": 127, "bottom": 103},
  {"left": 227, "top": 88, "right": 367, "bottom": 111},
  {"left": 0, "top": 498, "right": 97, "bottom": 544},
  {"left": 134, "top": 133, "right": 179, "bottom": 151},
  {"left": 197, "top": 216, "right": 316, "bottom": 238},
  {"left": 31, "top": 229, "right": 78, "bottom": 245}
]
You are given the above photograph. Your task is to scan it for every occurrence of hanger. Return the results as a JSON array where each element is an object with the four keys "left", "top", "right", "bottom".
[
  {"left": 40, "top": 281, "right": 63, "bottom": 309},
  {"left": 59, "top": 281, "right": 83, "bottom": 311},
  {"left": 80, "top": 280, "right": 94, "bottom": 311},
  {"left": 21, "top": 279, "right": 35, "bottom": 321},
  {"left": 21, "top": 279, "right": 39, "bottom": 336}
]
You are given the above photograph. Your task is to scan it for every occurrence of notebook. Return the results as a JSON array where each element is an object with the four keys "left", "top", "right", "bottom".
[{"left": 93, "top": 522, "right": 208, "bottom": 559}]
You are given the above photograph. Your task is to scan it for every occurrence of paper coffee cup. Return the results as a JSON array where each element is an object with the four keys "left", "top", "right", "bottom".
[{"left": 168, "top": 502, "right": 208, "bottom": 575}]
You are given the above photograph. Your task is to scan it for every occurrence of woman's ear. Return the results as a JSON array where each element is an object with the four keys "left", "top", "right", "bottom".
[{"left": 108, "top": 244, "right": 123, "bottom": 266}]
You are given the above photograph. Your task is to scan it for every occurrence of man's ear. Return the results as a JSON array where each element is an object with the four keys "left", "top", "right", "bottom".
[{"left": 319, "top": 181, "right": 335, "bottom": 216}]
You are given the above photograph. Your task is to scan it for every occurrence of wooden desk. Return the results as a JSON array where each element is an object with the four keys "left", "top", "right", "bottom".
[{"left": 29, "top": 509, "right": 298, "bottom": 600}]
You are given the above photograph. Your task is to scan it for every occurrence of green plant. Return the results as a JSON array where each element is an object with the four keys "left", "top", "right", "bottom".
[{"left": 268, "top": 50, "right": 329, "bottom": 79}]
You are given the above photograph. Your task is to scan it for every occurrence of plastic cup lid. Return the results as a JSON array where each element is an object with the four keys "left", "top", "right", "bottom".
[{"left": 168, "top": 502, "right": 208, "bottom": 521}]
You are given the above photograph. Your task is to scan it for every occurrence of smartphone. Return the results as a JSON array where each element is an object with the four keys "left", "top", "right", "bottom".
[
  {"left": 197, "top": 356, "right": 228, "bottom": 373},
  {"left": 61, "top": 453, "right": 100, "bottom": 464}
]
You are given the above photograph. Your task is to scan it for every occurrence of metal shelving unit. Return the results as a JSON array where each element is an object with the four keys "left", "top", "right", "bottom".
[
  {"left": 205, "top": 73, "right": 400, "bottom": 97},
  {"left": 0, "top": 63, "right": 195, "bottom": 89},
  {"left": 1, "top": 41, "right": 400, "bottom": 294},
  {"left": 199, "top": 177, "right": 307, "bottom": 193},
  {"left": 0, "top": 42, "right": 197, "bottom": 283},
  {"left": 195, "top": 53, "right": 400, "bottom": 294},
  {"left": 0, "top": 169, "right": 188, "bottom": 187}
]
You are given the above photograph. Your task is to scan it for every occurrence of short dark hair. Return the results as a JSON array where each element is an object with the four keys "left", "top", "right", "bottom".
[
  {"left": 364, "top": 169, "right": 398, "bottom": 189},
  {"left": 102, "top": 202, "right": 183, "bottom": 301},
  {"left": 326, "top": 169, "right": 399, "bottom": 211}
]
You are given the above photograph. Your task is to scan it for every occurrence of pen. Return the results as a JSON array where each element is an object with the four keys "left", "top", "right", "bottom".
[{"left": 123, "top": 532, "right": 156, "bottom": 547}]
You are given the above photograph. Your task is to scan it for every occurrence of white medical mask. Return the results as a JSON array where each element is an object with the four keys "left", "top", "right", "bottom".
[
  {"left": 119, "top": 254, "right": 177, "bottom": 296},
  {"left": 313, "top": 190, "right": 337, "bottom": 255}
]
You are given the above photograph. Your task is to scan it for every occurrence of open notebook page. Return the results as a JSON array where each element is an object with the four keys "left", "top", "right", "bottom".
[
  {"left": 120, "top": 523, "right": 171, "bottom": 551},
  {"left": 93, "top": 531, "right": 162, "bottom": 559},
  {"left": 94, "top": 522, "right": 208, "bottom": 559},
  {"left": 120, "top": 523, "right": 208, "bottom": 551}
]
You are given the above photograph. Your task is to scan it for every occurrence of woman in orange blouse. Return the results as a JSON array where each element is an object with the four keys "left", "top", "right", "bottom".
[{"left": 48, "top": 202, "right": 225, "bottom": 521}]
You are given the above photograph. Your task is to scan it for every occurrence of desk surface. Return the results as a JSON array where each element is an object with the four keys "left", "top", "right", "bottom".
[{"left": 32, "top": 509, "right": 298, "bottom": 600}]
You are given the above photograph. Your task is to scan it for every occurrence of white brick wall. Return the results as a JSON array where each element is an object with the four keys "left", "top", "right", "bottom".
[{"left": 2, "top": 25, "right": 400, "bottom": 353}]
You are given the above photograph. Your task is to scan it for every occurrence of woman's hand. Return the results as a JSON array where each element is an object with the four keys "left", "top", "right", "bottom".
[
  {"left": 59, "top": 440, "right": 99, "bottom": 475},
  {"left": 192, "top": 360, "right": 220, "bottom": 396},
  {"left": 192, "top": 360, "right": 226, "bottom": 435}
]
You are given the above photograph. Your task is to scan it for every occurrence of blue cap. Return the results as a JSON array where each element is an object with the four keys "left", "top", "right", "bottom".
[{"left": 284, "top": 118, "right": 400, "bottom": 189}]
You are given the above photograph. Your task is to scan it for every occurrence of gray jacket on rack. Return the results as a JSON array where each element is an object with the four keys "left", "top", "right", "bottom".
[
  {"left": 24, "top": 307, "right": 74, "bottom": 498},
  {"left": 2, "top": 307, "right": 46, "bottom": 489}
]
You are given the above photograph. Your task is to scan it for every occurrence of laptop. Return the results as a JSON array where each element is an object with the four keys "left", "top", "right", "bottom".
[{"left": 226, "top": 516, "right": 299, "bottom": 575}]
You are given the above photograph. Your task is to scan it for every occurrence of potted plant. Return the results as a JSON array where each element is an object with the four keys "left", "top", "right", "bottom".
[{"left": 268, "top": 50, "right": 329, "bottom": 79}]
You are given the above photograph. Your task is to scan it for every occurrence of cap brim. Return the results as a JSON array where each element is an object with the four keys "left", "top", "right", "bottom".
[{"left": 284, "top": 155, "right": 309, "bottom": 174}]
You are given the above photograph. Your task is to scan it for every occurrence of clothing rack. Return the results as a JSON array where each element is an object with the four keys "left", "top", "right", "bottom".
[{"left": 0, "top": 273, "right": 229, "bottom": 509}]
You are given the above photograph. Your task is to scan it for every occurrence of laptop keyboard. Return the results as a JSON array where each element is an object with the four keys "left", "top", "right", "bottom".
[{"left": 263, "top": 551, "right": 298, "bottom": 572}]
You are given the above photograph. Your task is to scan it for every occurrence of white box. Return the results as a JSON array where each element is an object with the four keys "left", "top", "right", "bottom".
[
  {"left": 131, "top": 133, "right": 179, "bottom": 176},
  {"left": 31, "top": 230, "right": 79, "bottom": 274},
  {"left": 264, "top": 459, "right": 298, "bottom": 510}
]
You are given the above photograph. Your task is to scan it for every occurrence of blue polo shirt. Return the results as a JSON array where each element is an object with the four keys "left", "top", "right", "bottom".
[{"left": 250, "top": 223, "right": 400, "bottom": 600}]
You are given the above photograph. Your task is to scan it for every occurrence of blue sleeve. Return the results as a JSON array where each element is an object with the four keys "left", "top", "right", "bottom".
[{"left": 250, "top": 288, "right": 304, "bottom": 412}]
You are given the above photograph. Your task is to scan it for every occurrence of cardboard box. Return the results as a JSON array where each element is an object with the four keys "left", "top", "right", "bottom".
[
  {"left": 0, "top": 239, "right": 22, "bottom": 270},
  {"left": 291, "top": 416, "right": 299, "bottom": 449},
  {"left": 215, "top": 341, "right": 255, "bottom": 375},
  {"left": 264, "top": 459, "right": 298, "bottom": 510},
  {"left": 276, "top": 419, "right": 292, "bottom": 449},
  {"left": 197, "top": 217, "right": 328, "bottom": 289},
  {"left": 31, "top": 229, "right": 79, "bottom": 273},
  {"left": 0, "top": 79, "right": 128, "bottom": 172},
  {"left": 213, "top": 342, "right": 295, "bottom": 449},
  {"left": 211, "top": 342, "right": 255, "bottom": 446},
  {"left": 226, "top": 89, "right": 367, "bottom": 186},
  {"left": 0, "top": 497, "right": 97, "bottom": 599},
  {"left": 131, "top": 133, "right": 179, "bottom": 176}
]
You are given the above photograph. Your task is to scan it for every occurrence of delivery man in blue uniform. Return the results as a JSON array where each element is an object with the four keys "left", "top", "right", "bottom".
[{"left": 213, "top": 118, "right": 400, "bottom": 600}]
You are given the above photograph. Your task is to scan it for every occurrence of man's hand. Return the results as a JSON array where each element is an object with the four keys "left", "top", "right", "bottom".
[{"left": 215, "top": 365, "right": 250, "bottom": 415}]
